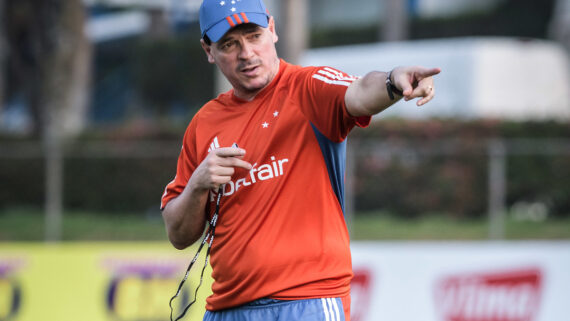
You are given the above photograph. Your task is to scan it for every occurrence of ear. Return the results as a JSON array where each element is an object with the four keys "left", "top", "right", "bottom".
[
  {"left": 268, "top": 16, "right": 278, "bottom": 43},
  {"left": 200, "top": 39, "right": 216, "bottom": 64}
]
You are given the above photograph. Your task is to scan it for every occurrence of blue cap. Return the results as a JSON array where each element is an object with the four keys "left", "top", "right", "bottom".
[{"left": 200, "top": 0, "right": 270, "bottom": 43}]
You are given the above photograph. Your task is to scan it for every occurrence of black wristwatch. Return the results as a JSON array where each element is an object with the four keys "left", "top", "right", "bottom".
[{"left": 386, "top": 70, "right": 403, "bottom": 100}]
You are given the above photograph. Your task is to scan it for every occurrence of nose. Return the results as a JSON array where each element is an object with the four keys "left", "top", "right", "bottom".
[{"left": 238, "top": 40, "right": 254, "bottom": 60}]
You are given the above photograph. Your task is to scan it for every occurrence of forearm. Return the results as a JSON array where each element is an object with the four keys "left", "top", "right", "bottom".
[
  {"left": 345, "top": 66, "right": 441, "bottom": 117},
  {"left": 161, "top": 146, "right": 251, "bottom": 249},
  {"left": 162, "top": 180, "right": 209, "bottom": 250},
  {"left": 345, "top": 71, "right": 401, "bottom": 117}
]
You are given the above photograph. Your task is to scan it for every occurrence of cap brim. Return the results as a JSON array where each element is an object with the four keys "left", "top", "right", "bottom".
[{"left": 204, "top": 12, "right": 269, "bottom": 43}]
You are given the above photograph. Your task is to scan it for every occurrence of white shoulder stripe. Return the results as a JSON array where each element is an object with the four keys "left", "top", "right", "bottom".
[
  {"left": 317, "top": 69, "right": 340, "bottom": 80},
  {"left": 322, "top": 67, "right": 358, "bottom": 80},
  {"left": 324, "top": 67, "right": 343, "bottom": 77},
  {"left": 317, "top": 69, "right": 358, "bottom": 82},
  {"left": 312, "top": 74, "right": 352, "bottom": 87},
  {"left": 317, "top": 70, "right": 356, "bottom": 82}
]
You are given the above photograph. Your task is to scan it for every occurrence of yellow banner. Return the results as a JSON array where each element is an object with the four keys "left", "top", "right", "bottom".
[{"left": 0, "top": 242, "right": 213, "bottom": 321}]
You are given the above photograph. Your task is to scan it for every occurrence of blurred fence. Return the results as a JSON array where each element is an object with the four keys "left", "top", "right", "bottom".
[
  {"left": 1, "top": 137, "right": 569, "bottom": 241},
  {"left": 346, "top": 137, "right": 570, "bottom": 239}
]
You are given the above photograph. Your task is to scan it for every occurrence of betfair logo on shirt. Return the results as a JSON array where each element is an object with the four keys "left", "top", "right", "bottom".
[{"left": 210, "top": 155, "right": 289, "bottom": 201}]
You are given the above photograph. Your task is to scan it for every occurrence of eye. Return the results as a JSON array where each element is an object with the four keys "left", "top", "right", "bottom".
[
  {"left": 246, "top": 32, "right": 262, "bottom": 41},
  {"left": 220, "top": 41, "right": 235, "bottom": 50}
]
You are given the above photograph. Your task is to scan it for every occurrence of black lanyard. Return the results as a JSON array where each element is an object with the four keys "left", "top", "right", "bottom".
[{"left": 169, "top": 185, "right": 223, "bottom": 321}]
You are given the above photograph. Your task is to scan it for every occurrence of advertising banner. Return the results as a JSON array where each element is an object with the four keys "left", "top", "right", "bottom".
[
  {"left": 1, "top": 241, "right": 569, "bottom": 321},
  {"left": 0, "top": 243, "right": 212, "bottom": 321},
  {"left": 350, "top": 242, "right": 570, "bottom": 321}
]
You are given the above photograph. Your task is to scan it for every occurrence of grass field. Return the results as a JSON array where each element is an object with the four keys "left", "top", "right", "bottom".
[
  {"left": 1, "top": 208, "right": 569, "bottom": 241},
  {"left": 350, "top": 213, "right": 570, "bottom": 240}
]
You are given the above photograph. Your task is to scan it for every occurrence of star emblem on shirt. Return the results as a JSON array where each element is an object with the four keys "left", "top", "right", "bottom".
[
  {"left": 273, "top": 111, "right": 279, "bottom": 117},
  {"left": 262, "top": 122, "right": 269, "bottom": 128},
  {"left": 219, "top": 1, "right": 225, "bottom": 6},
  {"left": 231, "top": 7, "right": 236, "bottom": 12},
  {"left": 231, "top": 0, "right": 235, "bottom": 4}
]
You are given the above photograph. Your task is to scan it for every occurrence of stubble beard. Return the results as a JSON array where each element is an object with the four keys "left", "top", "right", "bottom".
[{"left": 236, "top": 57, "right": 280, "bottom": 97}]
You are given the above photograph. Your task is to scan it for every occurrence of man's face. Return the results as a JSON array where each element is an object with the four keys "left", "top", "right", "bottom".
[{"left": 201, "top": 17, "right": 279, "bottom": 100}]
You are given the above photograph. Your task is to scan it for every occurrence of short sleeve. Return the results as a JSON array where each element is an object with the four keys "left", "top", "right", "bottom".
[{"left": 294, "top": 66, "right": 371, "bottom": 142}]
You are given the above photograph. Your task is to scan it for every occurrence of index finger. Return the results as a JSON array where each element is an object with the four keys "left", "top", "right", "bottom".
[
  {"left": 417, "top": 67, "right": 442, "bottom": 78},
  {"left": 214, "top": 147, "right": 246, "bottom": 158}
]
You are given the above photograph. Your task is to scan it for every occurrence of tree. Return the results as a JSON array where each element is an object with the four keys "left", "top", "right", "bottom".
[
  {"left": 5, "top": 0, "right": 92, "bottom": 241},
  {"left": 0, "top": 0, "right": 5, "bottom": 117},
  {"left": 5, "top": 0, "right": 91, "bottom": 137}
]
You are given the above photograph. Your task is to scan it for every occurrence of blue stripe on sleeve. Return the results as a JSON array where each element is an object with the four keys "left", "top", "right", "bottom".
[{"left": 310, "top": 122, "right": 347, "bottom": 214}]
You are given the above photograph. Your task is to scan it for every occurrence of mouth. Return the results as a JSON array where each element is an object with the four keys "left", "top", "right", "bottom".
[{"left": 240, "top": 65, "right": 259, "bottom": 77}]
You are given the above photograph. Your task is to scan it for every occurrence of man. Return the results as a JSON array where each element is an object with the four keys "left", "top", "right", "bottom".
[{"left": 161, "top": 0, "right": 440, "bottom": 320}]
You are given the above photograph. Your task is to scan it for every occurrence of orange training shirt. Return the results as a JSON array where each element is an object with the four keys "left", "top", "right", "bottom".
[{"left": 161, "top": 60, "right": 371, "bottom": 311}]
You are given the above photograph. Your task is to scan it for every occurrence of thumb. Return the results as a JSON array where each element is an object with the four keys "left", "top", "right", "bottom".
[
  {"left": 391, "top": 68, "right": 414, "bottom": 97},
  {"left": 400, "top": 81, "right": 414, "bottom": 98}
]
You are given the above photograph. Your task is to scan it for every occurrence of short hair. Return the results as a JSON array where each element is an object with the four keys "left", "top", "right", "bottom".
[{"left": 203, "top": 34, "right": 212, "bottom": 46}]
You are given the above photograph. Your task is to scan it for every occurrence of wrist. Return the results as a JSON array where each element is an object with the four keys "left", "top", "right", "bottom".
[
  {"left": 186, "top": 174, "right": 212, "bottom": 195},
  {"left": 385, "top": 70, "right": 403, "bottom": 100}
]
